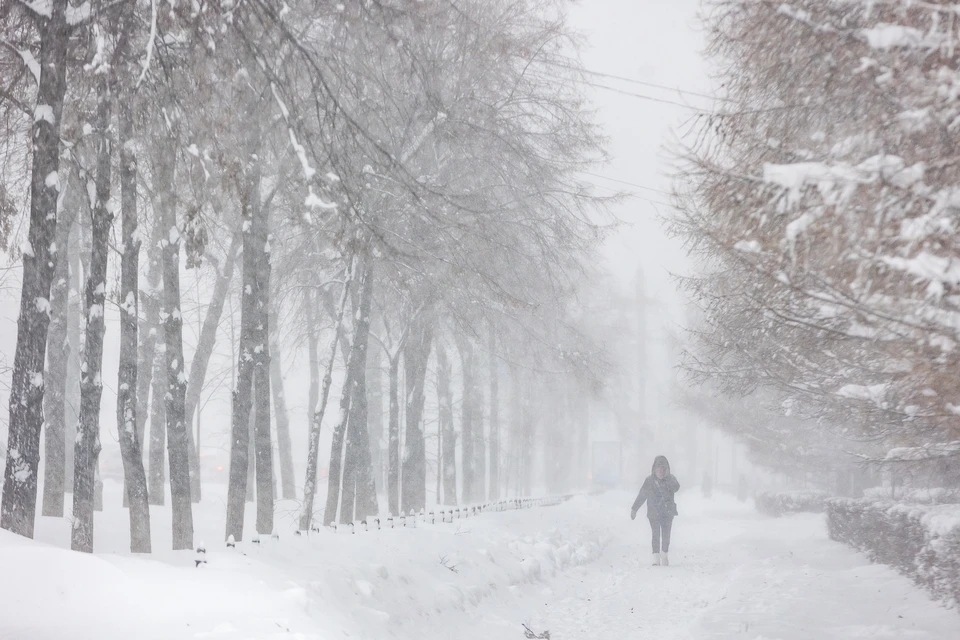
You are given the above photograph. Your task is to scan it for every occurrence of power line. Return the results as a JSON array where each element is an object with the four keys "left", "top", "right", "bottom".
[
  {"left": 543, "top": 58, "right": 736, "bottom": 106},
  {"left": 582, "top": 171, "right": 674, "bottom": 197},
  {"left": 580, "top": 79, "right": 707, "bottom": 112}
]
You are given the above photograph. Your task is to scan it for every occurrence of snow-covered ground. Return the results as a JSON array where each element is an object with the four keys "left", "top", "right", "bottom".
[{"left": 3, "top": 486, "right": 957, "bottom": 639}]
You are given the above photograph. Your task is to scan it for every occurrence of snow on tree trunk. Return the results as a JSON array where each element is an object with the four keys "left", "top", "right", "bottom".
[
  {"left": 300, "top": 269, "right": 352, "bottom": 531},
  {"left": 116, "top": 100, "right": 151, "bottom": 553},
  {"left": 147, "top": 336, "right": 166, "bottom": 505},
  {"left": 72, "top": 77, "right": 114, "bottom": 553},
  {"left": 387, "top": 352, "right": 400, "bottom": 516},
  {"left": 41, "top": 186, "right": 77, "bottom": 518},
  {"left": 401, "top": 313, "right": 433, "bottom": 514},
  {"left": 488, "top": 327, "right": 499, "bottom": 501},
  {"left": 436, "top": 342, "right": 457, "bottom": 505},
  {"left": 0, "top": 0, "right": 71, "bottom": 539},
  {"left": 342, "top": 267, "right": 377, "bottom": 523},
  {"left": 159, "top": 147, "right": 194, "bottom": 551},
  {"left": 225, "top": 156, "right": 273, "bottom": 540},
  {"left": 182, "top": 230, "right": 240, "bottom": 503},
  {"left": 226, "top": 187, "right": 258, "bottom": 539}
]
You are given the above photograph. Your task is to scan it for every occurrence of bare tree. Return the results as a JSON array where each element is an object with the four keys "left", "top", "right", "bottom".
[
  {"left": 299, "top": 271, "right": 351, "bottom": 531},
  {"left": 1, "top": 0, "right": 72, "bottom": 538},
  {"left": 435, "top": 339, "right": 457, "bottom": 505},
  {"left": 72, "top": 65, "right": 115, "bottom": 553},
  {"left": 157, "top": 133, "right": 193, "bottom": 550},
  {"left": 401, "top": 312, "right": 434, "bottom": 514},
  {"left": 116, "top": 80, "right": 150, "bottom": 553}
]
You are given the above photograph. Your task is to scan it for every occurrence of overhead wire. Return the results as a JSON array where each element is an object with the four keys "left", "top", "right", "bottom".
[{"left": 542, "top": 57, "right": 737, "bottom": 105}]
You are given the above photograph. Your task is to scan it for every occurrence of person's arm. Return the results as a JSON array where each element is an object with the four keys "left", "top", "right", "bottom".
[
  {"left": 666, "top": 474, "right": 680, "bottom": 493},
  {"left": 630, "top": 479, "right": 649, "bottom": 518}
]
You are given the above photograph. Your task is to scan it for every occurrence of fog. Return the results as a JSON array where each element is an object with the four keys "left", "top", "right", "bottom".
[{"left": 0, "top": 0, "right": 957, "bottom": 638}]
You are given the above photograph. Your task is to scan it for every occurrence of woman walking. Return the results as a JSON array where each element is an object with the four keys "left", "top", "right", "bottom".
[{"left": 630, "top": 455, "right": 680, "bottom": 566}]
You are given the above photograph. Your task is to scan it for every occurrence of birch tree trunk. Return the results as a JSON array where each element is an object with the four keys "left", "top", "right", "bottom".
[
  {"left": 147, "top": 340, "right": 167, "bottom": 505},
  {"left": 520, "top": 381, "right": 534, "bottom": 497},
  {"left": 1, "top": 0, "right": 71, "bottom": 538},
  {"left": 300, "top": 270, "right": 351, "bottom": 531},
  {"left": 128, "top": 249, "right": 158, "bottom": 507},
  {"left": 387, "top": 352, "right": 400, "bottom": 516},
  {"left": 72, "top": 77, "right": 114, "bottom": 553},
  {"left": 301, "top": 292, "right": 320, "bottom": 526},
  {"left": 401, "top": 314, "right": 433, "bottom": 514},
  {"left": 182, "top": 230, "right": 241, "bottom": 503},
  {"left": 367, "top": 340, "right": 384, "bottom": 494},
  {"left": 246, "top": 397, "right": 256, "bottom": 503},
  {"left": 41, "top": 184, "right": 76, "bottom": 518},
  {"left": 226, "top": 188, "right": 258, "bottom": 540},
  {"left": 509, "top": 364, "right": 522, "bottom": 497},
  {"left": 65, "top": 231, "right": 81, "bottom": 495},
  {"left": 253, "top": 202, "right": 273, "bottom": 535},
  {"left": 323, "top": 350, "right": 355, "bottom": 526},
  {"left": 269, "top": 327, "right": 295, "bottom": 500},
  {"left": 475, "top": 350, "right": 486, "bottom": 503},
  {"left": 116, "top": 98, "right": 151, "bottom": 552},
  {"left": 324, "top": 268, "right": 375, "bottom": 526},
  {"left": 254, "top": 361, "right": 273, "bottom": 533},
  {"left": 339, "top": 407, "right": 357, "bottom": 524},
  {"left": 436, "top": 342, "right": 457, "bottom": 505},
  {"left": 488, "top": 328, "right": 499, "bottom": 500},
  {"left": 456, "top": 336, "right": 477, "bottom": 504},
  {"left": 159, "top": 146, "right": 194, "bottom": 551}
]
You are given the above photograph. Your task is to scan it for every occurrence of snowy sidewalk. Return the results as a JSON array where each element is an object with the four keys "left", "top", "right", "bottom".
[{"left": 457, "top": 492, "right": 960, "bottom": 639}]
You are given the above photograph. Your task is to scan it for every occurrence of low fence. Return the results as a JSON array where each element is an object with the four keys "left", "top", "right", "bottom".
[
  {"left": 826, "top": 498, "right": 960, "bottom": 607},
  {"left": 301, "top": 495, "right": 578, "bottom": 535}
]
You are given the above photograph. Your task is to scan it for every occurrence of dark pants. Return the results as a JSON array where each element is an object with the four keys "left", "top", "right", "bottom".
[{"left": 649, "top": 516, "right": 674, "bottom": 553}]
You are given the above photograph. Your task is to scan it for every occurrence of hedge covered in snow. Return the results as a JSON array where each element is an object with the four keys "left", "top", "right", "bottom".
[
  {"left": 827, "top": 498, "right": 960, "bottom": 607},
  {"left": 754, "top": 490, "right": 828, "bottom": 517}
]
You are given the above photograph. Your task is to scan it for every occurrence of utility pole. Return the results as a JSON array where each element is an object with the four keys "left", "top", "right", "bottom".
[{"left": 635, "top": 266, "right": 647, "bottom": 444}]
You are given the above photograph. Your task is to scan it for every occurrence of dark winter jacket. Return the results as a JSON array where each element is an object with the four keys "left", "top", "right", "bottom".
[{"left": 631, "top": 455, "right": 680, "bottom": 520}]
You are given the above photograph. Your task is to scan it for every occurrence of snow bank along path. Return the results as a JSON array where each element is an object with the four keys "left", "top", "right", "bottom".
[
  {"left": 1, "top": 483, "right": 606, "bottom": 639},
  {"left": 3, "top": 485, "right": 958, "bottom": 639}
]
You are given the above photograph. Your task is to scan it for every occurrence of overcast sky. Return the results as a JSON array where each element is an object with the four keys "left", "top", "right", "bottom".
[{"left": 569, "top": 0, "right": 709, "bottom": 318}]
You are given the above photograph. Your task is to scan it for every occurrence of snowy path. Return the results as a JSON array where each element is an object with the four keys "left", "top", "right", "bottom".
[{"left": 455, "top": 493, "right": 959, "bottom": 639}]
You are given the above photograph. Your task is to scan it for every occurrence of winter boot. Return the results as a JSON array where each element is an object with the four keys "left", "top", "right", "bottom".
[
  {"left": 660, "top": 552, "right": 669, "bottom": 566},
  {"left": 652, "top": 553, "right": 661, "bottom": 566}
]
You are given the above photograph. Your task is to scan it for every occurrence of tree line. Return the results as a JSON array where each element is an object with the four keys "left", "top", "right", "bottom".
[
  {"left": 0, "top": 0, "right": 613, "bottom": 552},
  {"left": 676, "top": 0, "right": 960, "bottom": 492}
]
